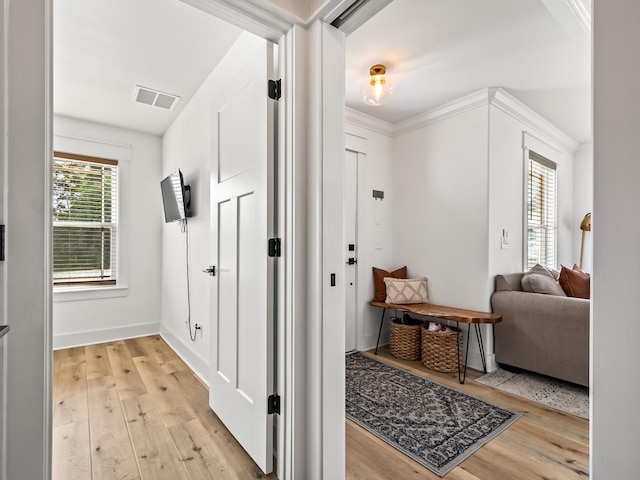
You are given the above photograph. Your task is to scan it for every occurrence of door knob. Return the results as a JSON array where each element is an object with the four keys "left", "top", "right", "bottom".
[
  {"left": 203, "top": 265, "right": 216, "bottom": 276},
  {"left": 346, "top": 258, "right": 357, "bottom": 265}
]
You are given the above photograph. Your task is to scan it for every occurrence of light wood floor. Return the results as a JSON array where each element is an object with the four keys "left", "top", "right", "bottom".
[
  {"left": 347, "top": 348, "right": 589, "bottom": 480},
  {"left": 54, "top": 337, "right": 589, "bottom": 480},
  {"left": 53, "top": 335, "right": 276, "bottom": 480}
]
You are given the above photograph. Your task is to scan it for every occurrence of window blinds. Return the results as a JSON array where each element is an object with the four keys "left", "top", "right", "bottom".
[
  {"left": 527, "top": 151, "right": 556, "bottom": 270},
  {"left": 53, "top": 152, "right": 118, "bottom": 285}
]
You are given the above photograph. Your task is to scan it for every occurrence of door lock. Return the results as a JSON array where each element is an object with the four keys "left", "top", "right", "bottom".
[
  {"left": 203, "top": 265, "right": 216, "bottom": 276},
  {"left": 346, "top": 258, "right": 357, "bottom": 265}
]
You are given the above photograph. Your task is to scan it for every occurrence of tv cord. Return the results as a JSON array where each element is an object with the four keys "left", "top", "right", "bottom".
[{"left": 183, "top": 219, "right": 197, "bottom": 342}]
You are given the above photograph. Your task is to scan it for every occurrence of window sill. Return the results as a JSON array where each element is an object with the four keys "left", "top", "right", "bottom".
[{"left": 53, "top": 285, "right": 129, "bottom": 302}]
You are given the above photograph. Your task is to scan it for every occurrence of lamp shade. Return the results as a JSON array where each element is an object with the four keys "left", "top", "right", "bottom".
[{"left": 580, "top": 213, "right": 591, "bottom": 232}]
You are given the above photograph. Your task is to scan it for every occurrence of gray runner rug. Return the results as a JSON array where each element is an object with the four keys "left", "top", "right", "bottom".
[
  {"left": 346, "top": 353, "right": 521, "bottom": 477},
  {"left": 475, "top": 368, "right": 589, "bottom": 419}
]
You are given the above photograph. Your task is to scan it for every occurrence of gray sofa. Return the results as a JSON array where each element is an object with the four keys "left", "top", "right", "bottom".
[{"left": 491, "top": 273, "right": 589, "bottom": 387}]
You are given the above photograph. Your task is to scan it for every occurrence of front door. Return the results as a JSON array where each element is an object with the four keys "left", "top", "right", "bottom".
[
  {"left": 209, "top": 37, "right": 276, "bottom": 475},
  {"left": 344, "top": 149, "right": 358, "bottom": 352}
]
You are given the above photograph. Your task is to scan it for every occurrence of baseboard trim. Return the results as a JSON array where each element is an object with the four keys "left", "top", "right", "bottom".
[
  {"left": 53, "top": 322, "right": 160, "bottom": 350},
  {"left": 159, "top": 326, "right": 210, "bottom": 386},
  {"left": 466, "top": 349, "right": 498, "bottom": 373},
  {"left": 359, "top": 330, "right": 388, "bottom": 352}
]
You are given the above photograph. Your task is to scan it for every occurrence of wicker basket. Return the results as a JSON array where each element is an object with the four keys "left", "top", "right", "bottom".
[
  {"left": 390, "top": 317, "right": 424, "bottom": 361},
  {"left": 421, "top": 325, "right": 463, "bottom": 372}
]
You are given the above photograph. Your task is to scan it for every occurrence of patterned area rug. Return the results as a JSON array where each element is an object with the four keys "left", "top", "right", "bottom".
[
  {"left": 345, "top": 353, "right": 521, "bottom": 477},
  {"left": 475, "top": 368, "right": 589, "bottom": 419}
]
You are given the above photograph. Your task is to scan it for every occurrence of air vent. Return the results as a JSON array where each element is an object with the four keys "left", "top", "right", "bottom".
[{"left": 132, "top": 85, "right": 180, "bottom": 111}]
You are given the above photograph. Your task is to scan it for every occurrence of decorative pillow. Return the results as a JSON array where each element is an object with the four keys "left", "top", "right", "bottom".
[
  {"left": 384, "top": 277, "right": 428, "bottom": 304},
  {"left": 521, "top": 273, "right": 566, "bottom": 296},
  {"left": 558, "top": 265, "right": 590, "bottom": 299},
  {"left": 526, "top": 263, "right": 556, "bottom": 279},
  {"left": 372, "top": 266, "right": 407, "bottom": 301}
]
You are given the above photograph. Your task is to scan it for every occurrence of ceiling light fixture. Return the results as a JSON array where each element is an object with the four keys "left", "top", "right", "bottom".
[{"left": 361, "top": 64, "right": 393, "bottom": 106}]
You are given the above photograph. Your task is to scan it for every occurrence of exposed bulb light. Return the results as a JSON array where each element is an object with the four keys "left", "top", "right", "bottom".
[{"left": 361, "top": 64, "right": 393, "bottom": 106}]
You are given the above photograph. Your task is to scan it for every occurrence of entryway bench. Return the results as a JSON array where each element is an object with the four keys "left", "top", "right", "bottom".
[{"left": 370, "top": 300, "right": 502, "bottom": 383}]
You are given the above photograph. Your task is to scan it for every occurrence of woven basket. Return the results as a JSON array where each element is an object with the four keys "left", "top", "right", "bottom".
[
  {"left": 421, "top": 325, "right": 463, "bottom": 372},
  {"left": 390, "top": 317, "right": 424, "bottom": 361}
]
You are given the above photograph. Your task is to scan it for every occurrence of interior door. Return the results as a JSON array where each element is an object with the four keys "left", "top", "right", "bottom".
[
  {"left": 344, "top": 150, "right": 358, "bottom": 352},
  {"left": 209, "top": 38, "right": 276, "bottom": 475}
]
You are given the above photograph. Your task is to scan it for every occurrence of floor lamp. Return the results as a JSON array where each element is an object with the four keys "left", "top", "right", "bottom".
[{"left": 579, "top": 213, "right": 591, "bottom": 269}]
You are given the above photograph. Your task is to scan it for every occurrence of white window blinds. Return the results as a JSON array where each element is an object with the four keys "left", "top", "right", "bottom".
[
  {"left": 53, "top": 152, "right": 118, "bottom": 285},
  {"left": 527, "top": 151, "right": 557, "bottom": 270}
]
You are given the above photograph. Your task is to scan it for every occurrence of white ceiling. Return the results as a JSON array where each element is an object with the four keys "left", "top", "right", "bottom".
[
  {"left": 345, "top": 0, "right": 592, "bottom": 143},
  {"left": 54, "top": 0, "right": 243, "bottom": 135}
]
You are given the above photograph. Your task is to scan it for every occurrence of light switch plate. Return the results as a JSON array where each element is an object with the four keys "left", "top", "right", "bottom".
[{"left": 500, "top": 228, "right": 510, "bottom": 250}]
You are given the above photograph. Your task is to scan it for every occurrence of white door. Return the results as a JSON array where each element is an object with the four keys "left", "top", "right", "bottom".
[
  {"left": 344, "top": 150, "right": 358, "bottom": 352},
  {"left": 209, "top": 38, "right": 276, "bottom": 475}
]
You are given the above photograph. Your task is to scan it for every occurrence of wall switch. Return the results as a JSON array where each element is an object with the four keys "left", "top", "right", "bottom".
[
  {"left": 500, "top": 228, "right": 510, "bottom": 250},
  {"left": 375, "top": 240, "right": 383, "bottom": 250}
]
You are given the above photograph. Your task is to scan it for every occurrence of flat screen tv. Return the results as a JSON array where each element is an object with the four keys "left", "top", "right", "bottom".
[{"left": 160, "top": 169, "right": 192, "bottom": 222}]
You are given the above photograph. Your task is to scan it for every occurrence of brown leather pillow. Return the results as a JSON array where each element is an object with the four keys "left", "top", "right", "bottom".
[
  {"left": 558, "top": 265, "right": 590, "bottom": 299},
  {"left": 372, "top": 266, "right": 407, "bottom": 301}
]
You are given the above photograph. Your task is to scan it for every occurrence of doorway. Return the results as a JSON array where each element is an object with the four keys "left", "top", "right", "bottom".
[{"left": 50, "top": 1, "right": 283, "bottom": 478}]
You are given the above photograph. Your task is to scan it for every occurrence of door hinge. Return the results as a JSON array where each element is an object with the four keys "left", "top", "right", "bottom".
[
  {"left": 268, "top": 238, "right": 281, "bottom": 257},
  {"left": 268, "top": 394, "right": 280, "bottom": 415},
  {"left": 268, "top": 79, "right": 281, "bottom": 100}
]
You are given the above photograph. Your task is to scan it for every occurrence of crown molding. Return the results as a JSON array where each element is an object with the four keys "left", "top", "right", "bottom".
[
  {"left": 488, "top": 88, "right": 579, "bottom": 153},
  {"left": 344, "top": 107, "right": 394, "bottom": 137},
  {"left": 181, "top": 0, "right": 394, "bottom": 38},
  {"left": 392, "top": 89, "right": 491, "bottom": 137},
  {"left": 566, "top": 0, "right": 591, "bottom": 33},
  {"left": 180, "top": 0, "right": 292, "bottom": 43}
]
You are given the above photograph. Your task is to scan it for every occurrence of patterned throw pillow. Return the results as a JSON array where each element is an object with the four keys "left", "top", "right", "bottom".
[{"left": 384, "top": 277, "right": 429, "bottom": 304}]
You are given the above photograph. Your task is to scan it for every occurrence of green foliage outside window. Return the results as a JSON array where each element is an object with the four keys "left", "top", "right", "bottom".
[{"left": 53, "top": 158, "right": 117, "bottom": 283}]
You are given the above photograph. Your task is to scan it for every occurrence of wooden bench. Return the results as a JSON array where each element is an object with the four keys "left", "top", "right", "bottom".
[{"left": 370, "top": 300, "right": 502, "bottom": 383}]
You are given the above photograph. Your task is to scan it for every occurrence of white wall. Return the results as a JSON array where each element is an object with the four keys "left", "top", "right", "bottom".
[
  {"left": 52, "top": 116, "right": 163, "bottom": 348},
  {"left": 487, "top": 105, "right": 577, "bottom": 278},
  {"left": 344, "top": 119, "right": 395, "bottom": 350},
  {"left": 388, "top": 90, "right": 578, "bottom": 371},
  {"left": 160, "top": 33, "right": 265, "bottom": 381},
  {"left": 393, "top": 106, "right": 491, "bottom": 310},
  {"left": 573, "top": 143, "right": 593, "bottom": 272},
  {"left": 592, "top": 1, "right": 640, "bottom": 477},
  {"left": 392, "top": 106, "right": 490, "bottom": 370}
]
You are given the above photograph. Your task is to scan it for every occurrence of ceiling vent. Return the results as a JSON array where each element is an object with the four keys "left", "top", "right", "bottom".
[{"left": 132, "top": 85, "right": 180, "bottom": 111}]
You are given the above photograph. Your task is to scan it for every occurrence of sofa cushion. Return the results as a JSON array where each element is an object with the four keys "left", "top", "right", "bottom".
[
  {"left": 521, "top": 273, "right": 567, "bottom": 296},
  {"left": 372, "top": 266, "right": 407, "bottom": 301},
  {"left": 559, "top": 265, "right": 590, "bottom": 299}
]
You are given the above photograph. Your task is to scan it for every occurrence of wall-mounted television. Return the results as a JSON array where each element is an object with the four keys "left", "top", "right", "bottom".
[{"left": 160, "top": 169, "right": 192, "bottom": 223}]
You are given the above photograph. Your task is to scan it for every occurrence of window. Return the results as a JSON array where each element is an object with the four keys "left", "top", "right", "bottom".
[
  {"left": 53, "top": 151, "right": 118, "bottom": 286},
  {"left": 526, "top": 151, "right": 557, "bottom": 270}
]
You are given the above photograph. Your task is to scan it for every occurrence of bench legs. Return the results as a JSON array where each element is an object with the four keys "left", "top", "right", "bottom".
[
  {"left": 374, "top": 308, "right": 488, "bottom": 383},
  {"left": 457, "top": 323, "right": 488, "bottom": 384},
  {"left": 374, "top": 308, "right": 386, "bottom": 355}
]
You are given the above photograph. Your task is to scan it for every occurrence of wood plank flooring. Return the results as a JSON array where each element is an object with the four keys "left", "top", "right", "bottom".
[
  {"left": 53, "top": 335, "right": 275, "bottom": 480},
  {"left": 346, "top": 348, "right": 589, "bottom": 480},
  {"left": 54, "top": 337, "right": 589, "bottom": 479}
]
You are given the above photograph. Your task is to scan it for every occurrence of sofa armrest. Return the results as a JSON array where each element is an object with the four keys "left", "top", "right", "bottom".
[
  {"left": 491, "top": 290, "right": 590, "bottom": 386},
  {"left": 495, "top": 273, "right": 525, "bottom": 292}
]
